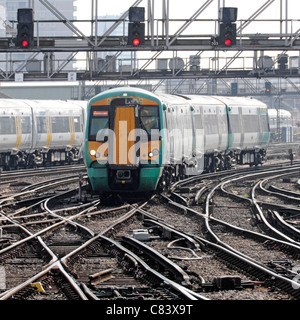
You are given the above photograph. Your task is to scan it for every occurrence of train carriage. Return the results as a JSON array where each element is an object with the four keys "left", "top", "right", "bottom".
[
  {"left": 0, "top": 99, "right": 86, "bottom": 169},
  {"left": 158, "top": 94, "right": 194, "bottom": 166},
  {"left": 31, "top": 99, "right": 86, "bottom": 165},
  {"left": 216, "top": 96, "right": 270, "bottom": 166},
  {"left": 0, "top": 99, "right": 33, "bottom": 153},
  {"left": 0, "top": 99, "right": 34, "bottom": 168},
  {"left": 183, "top": 95, "right": 229, "bottom": 171},
  {"left": 32, "top": 100, "right": 85, "bottom": 152}
]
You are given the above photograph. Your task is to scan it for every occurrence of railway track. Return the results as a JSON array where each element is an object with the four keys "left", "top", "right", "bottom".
[
  {"left": 169, "top": 163, "right": 300, "bottom": 298},
  {"left": 0, "top": 162, "right": 299, "bottom": 300}
]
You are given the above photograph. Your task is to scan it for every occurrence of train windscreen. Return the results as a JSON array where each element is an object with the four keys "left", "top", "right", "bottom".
[
  {"left": 139, "top": 106, "right": 160, "bottom": 135},
  {"left": 89, "top": 107, "right": 109, "bottom": 141}
]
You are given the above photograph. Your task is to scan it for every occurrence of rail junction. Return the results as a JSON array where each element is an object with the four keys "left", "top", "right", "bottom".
[
  {"left": 0, "top": 158, "right": 299, "bottom": 300},
  {"left": 0, "top": 0, "right": 300, "bottom": 304}
]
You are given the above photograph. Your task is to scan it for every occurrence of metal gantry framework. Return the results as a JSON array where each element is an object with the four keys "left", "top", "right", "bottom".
[{"left": 1, "top": 0, "right": 300, "bottom": 99}]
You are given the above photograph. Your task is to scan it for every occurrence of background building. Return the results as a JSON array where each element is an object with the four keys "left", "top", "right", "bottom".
[
  {"left": 96, "top": 14, "right": 135, "bottom": 73},
  {"left": 2, "top": 0, "right": 76, "bottom": 73}
]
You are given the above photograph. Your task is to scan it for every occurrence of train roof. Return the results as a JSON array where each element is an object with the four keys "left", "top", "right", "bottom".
[
  {"left": 173, "top": 94, "right": 226, "bottom": 105},
  {"left": 157, "top": 93, "right": 192, "bottom": 105},
  {"left": 268, "top": 109, "right": 292, "bottom": 117},
  {"left": 213, "top": 96, "right": 267, "bottom": 107},
  {"left": 89, "top": 87, "right": 161, "bottom": 104},
  {"left": 155, "top": 94, "right": 267, "bottom": 108},
  {"left": 88, "top": 88, "right": 267, "bottom": 109},
  {"left": 0, "top": 99, "right": 33, "bottom": 109},
  {"left": 0, "top": 99, "right": 87, "bottom": 110}
]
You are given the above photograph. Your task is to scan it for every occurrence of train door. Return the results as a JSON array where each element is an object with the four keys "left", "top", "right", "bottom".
[
  {"left": 69, "top": 116, "right": 75, "bottom": 147},
  {"left": 14, "top": 116, "right": 22, "bottom": 150},
  {"left": 114, "top": 106, "right": 136, "bottom": 165},
  {"left": 239, "top": 107, "right": 245, "bottom": 149}
]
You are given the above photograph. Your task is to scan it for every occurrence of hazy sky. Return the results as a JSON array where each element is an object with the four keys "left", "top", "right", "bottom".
[
  {"left": 75, "top": 0, "right": 300, "bottom": 20},
  {"left": 75, "top": 0, "right": 300, "bottom": 36},
  {"left": 72, "top": 0, "right": 300, "bottom": 70}
]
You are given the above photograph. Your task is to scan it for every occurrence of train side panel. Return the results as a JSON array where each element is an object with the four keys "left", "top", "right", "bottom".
[
  {"left": 217, "top": 96, "right": 269, "bottom": 166},
  {"left": 0, "top": 100, "right": 33, "bottom": 153},
  {"left": 160, "top": 94, "right": 194, "bottom": 165},
  {"left": 202, "top": 104, "right": 228, "bottom": 154},
  {"left": 0, "top": 99, "right": 86, "bottom": 169}
]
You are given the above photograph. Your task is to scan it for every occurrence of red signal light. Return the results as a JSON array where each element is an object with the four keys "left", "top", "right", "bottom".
[
  {"left": 132, "top": 38, "right": 140, "bottom": 46},
  {"left": 225, "top": 39, "right": 232, "bottom": 46},
  {"left": 22, "top": 40, "right": 29, "bottom": 47}
]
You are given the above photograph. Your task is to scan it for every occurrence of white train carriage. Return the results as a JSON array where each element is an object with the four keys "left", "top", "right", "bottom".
[
  {"left": 0, "top": 99, "right": 34, "bottom": 168},
  {"left": 32, "top": 100, "right": 84, "bottom": 149},
  {"left": 182, "top": 95, "right": 229, "bottom": 171},
  {"left": 160, "top": 94, "right": 231, "bottom": 173},
  {"left": 31, "top": 100, "right": 86, "bottom": 164},
  {"left": 0, "top": 99, "right": 33, "bottom": 153},
  {"left": 159, "top": 94, "right": 194, "bottom": 165},
  {"left": 185, "top": 95, "right": 229, "bottom": 154},
  {"left": 0, "top": 99, "right": 87, "bottom": 169},
  {"left": 216, "top": 96, "right": 269, "bottom": 165}
]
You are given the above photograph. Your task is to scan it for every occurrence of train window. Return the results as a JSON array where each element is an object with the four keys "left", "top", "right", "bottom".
[
  {"left": 229, "top": 115, "right": 241, "bottom": 133},
  {"left": 37, "top": 117, "right": 47, "bottom": 134},
  {"left": 242, "top": 115, "right": 259, "bottom": 133},
  {"left": 183, "top": 112, "right": 191, "bottom": 131},
  {"left": 52, "top": 117, "right": 70, "bottom": 133},
  {"left": 0, "top": 116, "right": 16, "bottom": 134},
  {"left": 204, "top": 115, "right": 218, "bottom": 134},
  {"left": 194, "top": 114, "right": 203, "bottom": 130},
  {"left": 74, "top": 117, "right": 81, "bottom": 132},
  {"left": 140, "top": 106, "right": 159, "bottom": 135},
  {"left": 20, "top": 117, "right": 31, "bottom": 134},
  {"left": 219, "top": 114, "right": 227, "bottom": 134},
  {"left": 261, "top": 114, "right": 269, "bottom": 131},
  {"left": 166, "top": 109, "right": 173, "bottom": 130},
  {"left": 89, "top": 108, "right": 109, "bottom": 141}
]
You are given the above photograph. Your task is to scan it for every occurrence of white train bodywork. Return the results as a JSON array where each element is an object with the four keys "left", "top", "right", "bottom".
[
  {"left": 0, "top": 99, "right": 87, "bottom": 169},
  {"left": 158, "top": 94, "right": 269, "bottom": 172}
]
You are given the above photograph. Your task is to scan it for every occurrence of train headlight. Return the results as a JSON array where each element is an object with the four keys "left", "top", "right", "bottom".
[
  {"left": 90, "top": 149, "right": 96, "bottom": 156},
  {"left": 148, "top": 149, "right": 159, "bottom": 158}
]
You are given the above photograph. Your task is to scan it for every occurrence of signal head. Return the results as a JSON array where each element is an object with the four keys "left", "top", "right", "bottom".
[
  {"left": 22, "top": 40, "right": 29, "bottom": 48},
  {"left": 225, "top": 39, "right": 232, "bottom": 46},
  {"left": 132, "top": 38, "right": 140, "bottom": 46}
]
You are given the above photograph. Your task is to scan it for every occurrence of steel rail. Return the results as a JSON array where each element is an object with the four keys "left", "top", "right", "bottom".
[{"left": 0, "top": 260, "right": 88, "bottom": 300}]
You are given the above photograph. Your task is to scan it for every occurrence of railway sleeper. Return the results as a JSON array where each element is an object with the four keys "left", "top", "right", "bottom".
[
  {"left": 101, "top": 236, "right": 198, "bottom": 299},
  {"left": 266, "top": 210, "right": 300, "bottom": 242},
  {"left": 197, "top": 237, "right": 300, "bottom": 298},
  {"left": 121, "top": 235, "right": 191, "bottom": 287}
]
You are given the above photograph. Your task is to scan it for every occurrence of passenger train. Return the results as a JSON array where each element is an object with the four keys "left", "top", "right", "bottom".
[
  {"left": 84, "top": 87, "right": 270, "bottom": 193},
  {"left": 0, "top": 99, "right": 86, "bottom": 170}
]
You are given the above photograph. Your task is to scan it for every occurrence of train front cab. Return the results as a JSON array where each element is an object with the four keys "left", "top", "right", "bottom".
[{"left": 85, "top": 90, "right": 164, "bottom": 193}]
